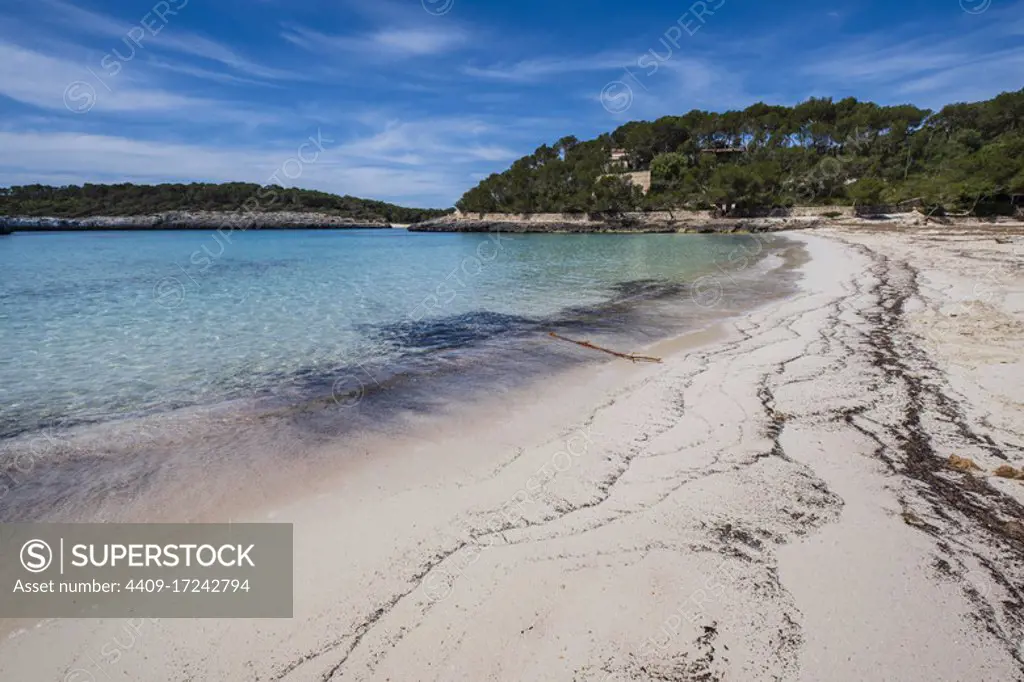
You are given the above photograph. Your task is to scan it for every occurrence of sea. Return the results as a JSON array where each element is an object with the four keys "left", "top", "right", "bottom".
[{"left": 0, "top": 228, "right": 799, "bottom": 521}]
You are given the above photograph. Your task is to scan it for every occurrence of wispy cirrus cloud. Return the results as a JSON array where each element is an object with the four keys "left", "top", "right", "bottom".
[
  {"left": 149, "top": 32, "right": 304, "bottom": 81},
  {"left": 595, "top": 55, "right": 764, "bottom": 121},
  {"left": 894, "top": 48, "right": 1024, "bottom": 102},
  {"left": 282, "top": 24, "right": 469, "bottom": 58},
  {"left": 0, "top": 128, "right": 460, "bottom": 206},
  {"left": 0, "top": 110, "right": 521, "bottom": 205},
  {"left": 31, "top": 0, "right": 302, "bottom": 82},
  {"left": 798, "top": 2, "right": 1024, "bottom": 105},
  {"left": 0, "top": 40, "right": 226, "bottom": 115},
  {"left": 802, "top": 40, "right": 971, "bottom": 84},
  {"left": 462, "top": 52, "right": 634, "bottom": 82},
  {"left": 339, "top": 117, "right": 518, "bottom": 165},
  {"left": 144, "top": 59, "right": 284, "bottom": 88}
]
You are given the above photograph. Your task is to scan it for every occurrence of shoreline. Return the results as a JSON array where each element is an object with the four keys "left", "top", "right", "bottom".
[
  {"left": 1, "top": 226, "right": 1023, "bottom": 680},
  {"left": 410, "top": 209, "right": 1024, "bottom": 234},
  {"left": 5, "top": 209, "right": 1023, "bottom": 235},
  {"left": 0, "top": 233, "right": 798, "bottom": 522},
  {"left": 0, "top": 211, "right": 396, "bottom": 231}
]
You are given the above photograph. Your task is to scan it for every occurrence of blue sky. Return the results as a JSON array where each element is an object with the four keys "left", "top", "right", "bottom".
[{"left": 0, "top": 0, "right": 1021, "bottom": 207}]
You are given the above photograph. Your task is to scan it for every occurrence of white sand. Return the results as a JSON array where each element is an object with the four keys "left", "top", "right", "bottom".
[{"left": 2, "top": 227, "right": 1023, "bottom": 681}]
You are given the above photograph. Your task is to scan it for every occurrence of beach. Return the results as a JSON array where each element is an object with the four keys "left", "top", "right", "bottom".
[{"left": 2, "top": 226, "right": 1022, "bottom": 681}]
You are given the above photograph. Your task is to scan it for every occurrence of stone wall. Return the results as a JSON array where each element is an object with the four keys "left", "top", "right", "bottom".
[
  {"left": 728, "top": 206, "right": 857, "bottom": 218},
  {"left": 623, "top": 171, "right": 652, "bottom": 194}
]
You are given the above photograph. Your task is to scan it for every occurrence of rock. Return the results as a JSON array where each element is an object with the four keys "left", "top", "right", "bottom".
[
  {"left": 947, "top": 455, "right": 981, "bottom": 472},
  {"left": 901, "top": 511, "right": 928, "bottom": 527},
  {"left": 0, "top": 211, "right": 393, "bottom": 231},
  {"left": 993, "top": 465, "right": 1024, "bottom": 480},
  {"left": 1003, "top": 520, "right": 1024, "bottom": 542},
  {"left": 408, "top": 212, "right": 801, "bottom": 234}
]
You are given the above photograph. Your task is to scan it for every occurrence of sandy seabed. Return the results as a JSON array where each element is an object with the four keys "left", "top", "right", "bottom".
[{"left": 2, "top": 226, "right": 1023, "bottom": 681}]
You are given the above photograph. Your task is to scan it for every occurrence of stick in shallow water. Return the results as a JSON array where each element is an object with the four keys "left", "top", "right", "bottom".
[{"left": 547, "top": 332, "right": 663, "bottom": 364}]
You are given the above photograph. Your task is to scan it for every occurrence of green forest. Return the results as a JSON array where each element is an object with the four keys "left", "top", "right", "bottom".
[
  {"left": 456, "top": 88, "right": 1024, "bottom": 216},
  {"left": 0, "top": 183, "right": 449, "bottom": 223}
]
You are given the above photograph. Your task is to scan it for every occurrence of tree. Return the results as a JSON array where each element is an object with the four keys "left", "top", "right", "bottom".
[
  {"left": 846, "top": 178, "right": 887, "bottom": 206},
  {"left": 453, "top": 88, "right": 1024, "bottom": 216},
  {"left": 705, "top": 165, "right": 765, "bottom": 214},
  {"left": 650, "top": 152, "right": 690, "bottom": 193},
  {"left": 0, "top": 183, "right": 450, "bottom": 222},
  {"left": 592, "top": 176, "right": 642, "bottom": 213}
]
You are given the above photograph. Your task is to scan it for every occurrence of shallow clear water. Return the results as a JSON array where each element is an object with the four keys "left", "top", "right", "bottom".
[{"left": 0, "top": 229, "right": 776, "bottom": 439}]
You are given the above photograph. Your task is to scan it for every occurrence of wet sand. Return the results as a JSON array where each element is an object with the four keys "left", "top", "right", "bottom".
[
  {"left": 1, "top": 227, "right": 1023, "bottom": 681},
  {"left": 0, "top": 234, "right": 797, "bottom": 525}
]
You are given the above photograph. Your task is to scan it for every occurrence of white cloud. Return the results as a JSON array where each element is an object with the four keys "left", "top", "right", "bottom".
[
  {"left": 144, "top": 59, "right": 283, "bottom": 87},
  {"left": 895, "top": 49, "right": 1024, "bottom": 102},
  {"left": 589, "top": 56, "right": 760, "bottom": 121},
  {"left": 463, "top": 53, "right": 634, "bottom": 82},
  {"left": 151, "top": 32, "right": 305, "bottom": 81},
  {"left": 32, "top": 0, "right": 303, "bottom": 81},
  {"left": 797, "top": 6, "right": 1024, "bottom": 104},
  {"left": 0, "top": 112, "right": 525, "bottom": 205},
  {"left": 338, "top": 118, "right": 518, "bottom": 165},
  {"left": 372, "top": 28, "right": 467, "bottom": 55},
  {"left": 0, "top": 40, "right": 227, "bottom": 115},
  {"left": 802, "top": 39, "right": 972, "bottom": 83},
  {"left": 0, "top": 129, "right": 458, "bottom": 205},
  {"left": 282, "top": 24, "right": 468, "bottom": 58},
  {"left": 34, "top": 0, "right": 137, "bottom": 38}
]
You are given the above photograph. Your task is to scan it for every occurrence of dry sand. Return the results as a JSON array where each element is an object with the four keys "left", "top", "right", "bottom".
[{"left": 2, "top": 226, "right": 1023, "bottom": 681}]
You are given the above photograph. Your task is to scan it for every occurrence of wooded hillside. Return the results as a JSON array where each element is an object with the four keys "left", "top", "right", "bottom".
[
  {"left": 456, "top": 89, "right": 1024, "bottom": 216},
  {"left": 0, "top": 183, "right": 450, "bottom": 223}
]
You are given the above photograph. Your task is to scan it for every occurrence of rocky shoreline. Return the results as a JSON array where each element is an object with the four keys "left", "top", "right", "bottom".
[
  {"left": 409, "top": 209, "right": 1024, "bottom": 234},
  {"left": 0, "top": 211, "right": 394, "bottom": 231},
  {"left": 409, "top": 213, "right": 821, "bottom": 234},
  {"left": 408, "top": 208, "right": 858, "bottom": 234},
  {"left": 6, "top": 209, "right": 1022, "bottom": 235}
]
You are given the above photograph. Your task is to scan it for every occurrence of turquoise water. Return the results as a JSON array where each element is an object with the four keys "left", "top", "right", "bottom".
[{"left": 0, "top": 229, "right": 780, "bottom": 441}]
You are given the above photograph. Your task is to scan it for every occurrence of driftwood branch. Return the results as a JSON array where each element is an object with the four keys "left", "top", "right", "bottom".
[{"left": 548, "top": 332, "right": 662, "bottom": 363}]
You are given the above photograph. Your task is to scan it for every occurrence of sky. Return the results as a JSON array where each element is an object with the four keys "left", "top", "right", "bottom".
[{"left": 0, "top": 0, "right": 1021, "bottom": 208}]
